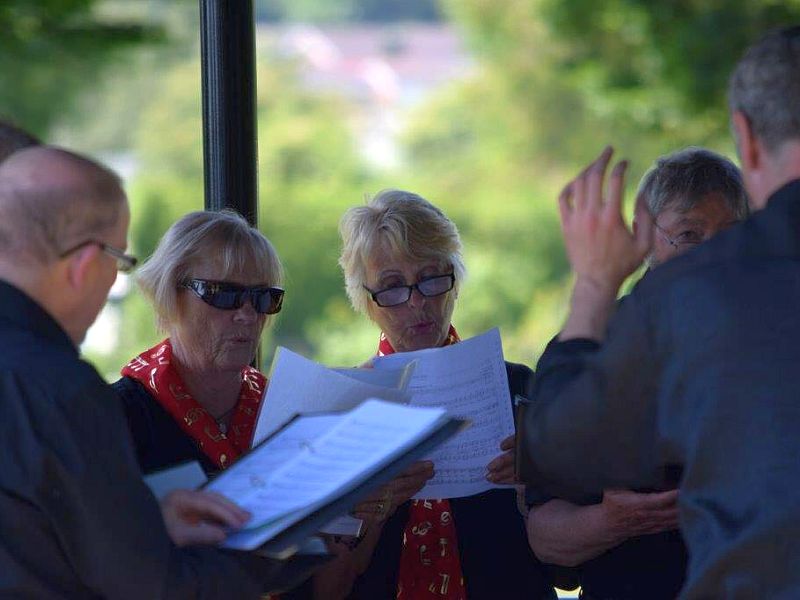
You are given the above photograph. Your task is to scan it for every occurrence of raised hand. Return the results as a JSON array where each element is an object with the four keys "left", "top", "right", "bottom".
[
  {"left": 559, "top": 146, "right": 654, "bottom": 290},
  {"left": 558, "top": 146, "right": 654, "bottom": 340}
]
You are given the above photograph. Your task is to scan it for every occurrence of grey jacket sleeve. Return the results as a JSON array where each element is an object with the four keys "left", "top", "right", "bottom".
[{"left": 523, "top": 292, "right": 664, "bottom": 502}]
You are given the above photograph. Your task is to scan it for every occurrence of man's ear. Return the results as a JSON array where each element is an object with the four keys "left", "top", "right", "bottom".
[
  {"left": 732, "top": 110, "right": 760, "bottom": 172},
  {"left": 65, "top": 244, "right": 100, "bottom": 290}
]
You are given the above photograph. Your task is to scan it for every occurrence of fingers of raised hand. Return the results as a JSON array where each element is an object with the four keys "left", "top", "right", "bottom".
[
  {"left": 586, "top": 146, "right": 614, "bottom": 210},
  {"left": 633, "top": 192, "right": 655, "bottom": 255},
  {"left": 604, "top": 158, "right": 629, "bottom": 217}
]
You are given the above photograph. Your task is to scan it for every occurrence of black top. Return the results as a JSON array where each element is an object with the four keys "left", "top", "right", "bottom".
[
  {"left": 524, "top": 179, "right": 800, "bottom": 598},
  {"left": 114, "top": 373, "right": 330, "bottom": 599},
  {"left": 114, "top": 375, "right": 221, "bottom": 476},
  {"left": 529, "top": 333, "right": 688, "bottom": 600},
  {"left": 348, "top": 362, "right": 558, "bottom": 600},
  {"left": 0, "top": 280, "right": 270, "bottom": 599}
]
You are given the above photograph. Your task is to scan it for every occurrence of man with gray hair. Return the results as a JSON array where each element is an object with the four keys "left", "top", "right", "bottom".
[
  {"left": 0, "top": 146, "right": 283, "bottom": 598},
  {"left": 640, "top": 146, "right": 749, "bottom": 266},
  {"left": 523, "top": 25, "right": 800, "bottom": 598},
  {"left": 525, "top": 147, "right": 748, "bottom": 600}
]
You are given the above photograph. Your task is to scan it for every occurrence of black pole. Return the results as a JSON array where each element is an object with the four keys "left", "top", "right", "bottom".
[{"left": 199, "top": 0, "right": 258, "bottom": 226}]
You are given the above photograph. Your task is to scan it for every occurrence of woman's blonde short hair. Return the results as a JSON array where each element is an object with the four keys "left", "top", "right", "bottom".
[
  {"left": 137, "top": 210, "right": 283, "bottom": 331},
  {"left": 338, "top": 189, "right": 466, "bottom": 314}
]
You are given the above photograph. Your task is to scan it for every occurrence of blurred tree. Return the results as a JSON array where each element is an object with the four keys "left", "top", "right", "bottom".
[
  {"left": 0, "top": 0, "right": 162, "bottom": 137},
  {"left": 255, "top": 0, "right": 441, "bottom": 23},
  {"left": 85, "top": 52, "right": 375, "bottom": 377},
  {"left": 444, "top": 0, "right": 800, "bottom": 165},
  {"left": 395, "top": 0, "right": 800, "bottom": 361}
]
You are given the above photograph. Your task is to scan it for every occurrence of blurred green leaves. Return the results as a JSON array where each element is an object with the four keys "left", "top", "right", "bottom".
[
  {"left": 0, "top": 0, "right": 162, "bottom": 135},
  {"left": 12, "top": 0, "right": 800, "bottom": 377}
]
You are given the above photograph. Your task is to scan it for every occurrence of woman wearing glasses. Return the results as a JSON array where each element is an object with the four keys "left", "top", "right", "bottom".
[
  {"left": 337, "top": 190, "right": 558, "bottom": 599},
  {"left": 113, "top": 209, "right": 433, "bottom": 598},
  {"left": 113, "top": 210, "right": 284, "bottom": 477}
]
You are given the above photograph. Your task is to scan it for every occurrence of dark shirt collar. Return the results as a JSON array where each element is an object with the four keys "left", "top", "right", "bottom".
[
  {"left": 766, "top": 178, "right": 800, "bottom": 212},
  {"left": 0, "top": 279, "right": 77, "bottom": 355}
]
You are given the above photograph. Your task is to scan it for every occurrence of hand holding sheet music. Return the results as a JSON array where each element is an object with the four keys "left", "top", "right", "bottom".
[
  {"left": 203, "top": 399, "right": 465, "bottom": 552},
  {"left": 372, "top": 328, "right": 515, "bottom": 499}
]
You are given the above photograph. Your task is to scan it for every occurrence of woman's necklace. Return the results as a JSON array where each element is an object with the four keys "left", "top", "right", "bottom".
[{"left": 213, "top": 404, "right": 237, "bottom": 434}]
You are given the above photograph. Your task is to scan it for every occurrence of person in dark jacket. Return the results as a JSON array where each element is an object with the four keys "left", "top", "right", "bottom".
[
  {"left": 0, "top": 146, "right": 277, "bottom": 598},
  {"left": 522, "top": 26, "right": 800, "bottom": 598},
  {"left": 526, "top": 147, "right": 749, "bottom": 600},
  {"left": 338, "top": 189, "right": 558, "bottom": 599}
]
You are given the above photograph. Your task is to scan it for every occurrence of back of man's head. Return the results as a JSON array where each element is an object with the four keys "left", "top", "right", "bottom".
[
  {"left": 0, "top": 146, "right": 124, "bottom": 267},
  {"left": 0, "top": 147, "right": 128, "bottom": 344},
  {"left": 0, "top": 119, "right": 40, "bottom": 163},
  {"left": 729, "top": 26, "right": 800, "bottom": 154}
]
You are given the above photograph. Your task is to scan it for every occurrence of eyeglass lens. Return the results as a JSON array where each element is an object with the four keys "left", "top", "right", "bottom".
[
  {"left": 374, "top": 274, "right": 454, "bottom": 307},
  {"left": 187, "top": 280, "right": 284, "bottom": 314}
]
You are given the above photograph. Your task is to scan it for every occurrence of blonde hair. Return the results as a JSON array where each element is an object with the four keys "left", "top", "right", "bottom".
[
  {"left": 137, "top": 210, "right": 283, "bottom": 331},
  {"left": 338, "top": 189, "right": 465, "bottom": 314}
]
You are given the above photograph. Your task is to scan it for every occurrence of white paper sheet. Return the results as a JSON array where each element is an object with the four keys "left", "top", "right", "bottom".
[
  {"left": 252, "top": 347, "right": 412, "bottom": 445},
  {"left": 212, "top": 399, "right": 448, "bottom": 550},
  {"left": 333, "top": 365, "right": 414, "bottom": 390},
  {"left": 143, "top": 461, "right": 208, "bottom": 501},
  {"left": 372, "top": 328, "right": 514, "bottom": 499}
]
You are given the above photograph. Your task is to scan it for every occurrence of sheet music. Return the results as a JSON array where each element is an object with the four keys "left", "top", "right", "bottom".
[
  {"left": 372, "top": 328, "right": 514, "bottom": 499},
  {"left": 143, "top": 461, "right": 207, "bottom": 501},
  {"left": 333, "top": 365, "right": 414, "bottom": 390},
  {"left": 252, "top": 347, "right": 412, "bottom": 445},
  {"left": 211, "top": 399, "right": 447, "bottom": 550}
]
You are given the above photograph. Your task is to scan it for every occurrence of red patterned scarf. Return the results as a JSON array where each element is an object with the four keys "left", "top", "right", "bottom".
[
  {"left": 378, "top": 326, "right": 467, "bottom": 600},
  {"left": 120, "top": 339, "right": 265, "bottom": 469}
]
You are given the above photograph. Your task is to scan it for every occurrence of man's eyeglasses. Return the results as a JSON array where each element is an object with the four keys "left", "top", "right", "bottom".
[
  {"left": 654, "top": 223, "right": 703, "bottom": 249},
  {"left": 181, "top": 278, "right": 284, "bottom": 314},
  {"left": 59, "top": 240, "right": 138, "bottom": 273},
  {"left": 365, "top": 273, "right": 455, "bottom": 308}
]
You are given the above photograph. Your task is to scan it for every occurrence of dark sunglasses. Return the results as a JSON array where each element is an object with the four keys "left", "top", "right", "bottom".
[
  {"left": 365, "top": 273, "right": 455, "bottom": 308},
  {"left": 181, "top": 278, "right": 284, "bottom": 314}
]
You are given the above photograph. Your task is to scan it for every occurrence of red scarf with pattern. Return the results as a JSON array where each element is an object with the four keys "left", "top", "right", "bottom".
[
  {"left": 120, "top": 339, "right": 265, "bottom": 469},
  {"left": 378, "top": 326, "right": 467, "bottom": 600}
]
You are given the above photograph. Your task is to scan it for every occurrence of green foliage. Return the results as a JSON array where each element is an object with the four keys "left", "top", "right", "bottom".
[
  {"left": 444, "top": 0, "right": 800, "bottom": 168},
  {"left": 0, "top": 0, "right": 162, "bottom": 135},
  {"left": 87, "top": 51, "right": 376, "bottom": 376},
  {"left": 24, "top": 0, "right": 798, "bottom": 375},
  {"left": 255, "top": 0, "right": 442, "bottom": 23}
]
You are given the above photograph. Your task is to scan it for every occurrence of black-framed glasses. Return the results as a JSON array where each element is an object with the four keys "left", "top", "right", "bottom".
[
  {"left": 365, "top": 273, "right": 455, "bottom": 308},
  {"left": 59, "top": 240, "right": 138, "bottom": 273},
  {"left": 181, "top": 278, "right": 284, "bottom": 314},
  {"left": 654, "top": 223, "right": 703, "bottom": 249}
]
